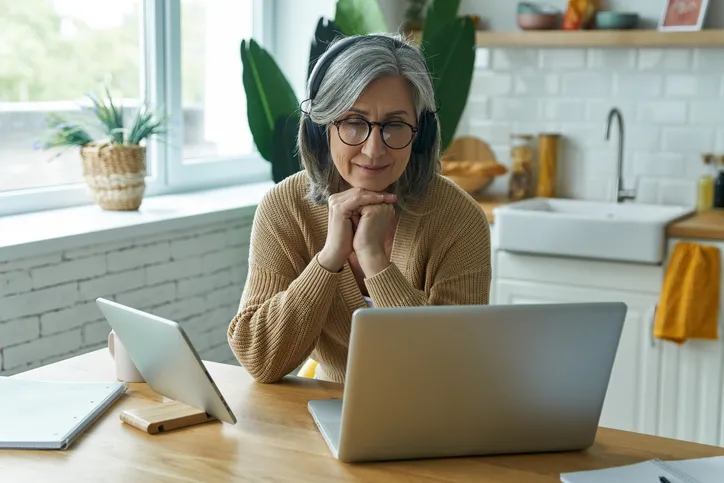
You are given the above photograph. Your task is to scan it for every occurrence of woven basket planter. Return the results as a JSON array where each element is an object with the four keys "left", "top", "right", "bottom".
[{"left": 80, "top": 143, "right": 146, "bottom": 211}]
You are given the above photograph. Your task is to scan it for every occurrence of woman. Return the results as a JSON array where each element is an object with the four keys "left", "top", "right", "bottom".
[{"left": 228, "top": 33, "right": 491, "bottom": 383}]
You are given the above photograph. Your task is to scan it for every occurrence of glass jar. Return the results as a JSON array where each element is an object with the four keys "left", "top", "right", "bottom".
[{"left": 508, "top": 134, "right": 535, "bottom": 201}]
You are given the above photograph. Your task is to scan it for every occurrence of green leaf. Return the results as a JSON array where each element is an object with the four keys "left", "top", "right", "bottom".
[
  {"left": 270, "top": 114, "right": 302, "bottom": 183},
  {"left": 422, "top": 16, "right": 475, "bottom": 152},
  {"left": 422, "top": 0, "right": 461, "bottom": 44},
  {"left": 308, "top": 17, "right": 346, "bottom": 81},
  {"left": 334, "top": 0, "right": 386, "bottom": 36},
  {"left": 240, "top": 39, "right": 299, "bottom": 162}
]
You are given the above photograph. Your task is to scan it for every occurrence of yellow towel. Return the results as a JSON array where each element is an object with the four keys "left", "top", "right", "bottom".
[{"left": 654, "top": 241, "right": 721, "bottom": 344}]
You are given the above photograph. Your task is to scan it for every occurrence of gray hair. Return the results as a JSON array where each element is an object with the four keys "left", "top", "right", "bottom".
[{"left": 298, "top": 33, "right": 441, "bottom": 210}]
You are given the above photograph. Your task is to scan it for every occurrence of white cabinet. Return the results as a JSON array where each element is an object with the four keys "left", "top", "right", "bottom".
[
  {"left": 491, "top": 245, "right": 724, "bottom": 447},
  {"left": 492, "top": 251, "right": 663, "bottom": 436}
]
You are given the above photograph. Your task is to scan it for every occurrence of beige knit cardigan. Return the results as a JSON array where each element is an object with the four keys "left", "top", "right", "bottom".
[{"left": 228, "top": 171, "right": 491, "bottom": 383}]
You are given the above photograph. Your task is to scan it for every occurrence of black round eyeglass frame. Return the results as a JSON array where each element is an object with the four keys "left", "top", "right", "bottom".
[{"left": 331, "top": 118, "right": 418, "bottom": 150}]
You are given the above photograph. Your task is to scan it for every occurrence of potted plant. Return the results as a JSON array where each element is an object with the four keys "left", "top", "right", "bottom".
[{"left": 37, "top": 87, "right": 169, "bottom": 211}]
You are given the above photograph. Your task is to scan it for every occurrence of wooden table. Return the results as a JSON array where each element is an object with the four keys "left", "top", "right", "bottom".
[{"left": 2, "top": 350, "right": 723, "bottom": 482}]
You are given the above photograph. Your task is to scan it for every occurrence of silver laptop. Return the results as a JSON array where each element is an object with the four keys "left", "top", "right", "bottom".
[
  {"left": 95, "top": 298, "right": 236, "bottom": 425},
  {"left": 308, "top": 302, "right": 626, "bottom": 463}
]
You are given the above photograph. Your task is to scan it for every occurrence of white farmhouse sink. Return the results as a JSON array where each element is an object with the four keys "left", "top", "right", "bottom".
[{"left": 492, "top": 198, "right": 693, "bottom": 264}]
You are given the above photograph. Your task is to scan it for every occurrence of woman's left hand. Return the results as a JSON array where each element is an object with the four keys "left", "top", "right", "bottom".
[{"left": 353, "top": 203, "right": 395, "bottom": 277}]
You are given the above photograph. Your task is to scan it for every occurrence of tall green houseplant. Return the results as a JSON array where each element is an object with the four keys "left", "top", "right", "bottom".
[{"left": 417, "top": 0, "right": 476, "bottom": 153}]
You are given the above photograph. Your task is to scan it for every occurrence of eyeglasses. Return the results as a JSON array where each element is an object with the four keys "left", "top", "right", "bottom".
[{"left": 332, "top": 117, "right": 418, "bottom": 150}]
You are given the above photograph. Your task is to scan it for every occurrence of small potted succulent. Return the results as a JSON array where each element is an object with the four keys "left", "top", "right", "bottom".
[{"left": 37, "top": 87, "right": 169, "bottom": 211}]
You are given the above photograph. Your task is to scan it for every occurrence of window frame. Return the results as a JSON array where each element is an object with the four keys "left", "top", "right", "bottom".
[{"left": 0, "top": 0, "right": 274, "bottom": 218}]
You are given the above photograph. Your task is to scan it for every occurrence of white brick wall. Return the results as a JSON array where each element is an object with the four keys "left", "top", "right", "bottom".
[
  {"left": 0, "top": 218, "right": 252, "bottom": 376},
  {"left": 460, "top": 47, "right": 724, "bottom": 207}
]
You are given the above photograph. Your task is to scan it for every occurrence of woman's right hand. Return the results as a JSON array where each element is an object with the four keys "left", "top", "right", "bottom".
[{"left": 317, "top": 188, "right": 396, "bottom": 272}]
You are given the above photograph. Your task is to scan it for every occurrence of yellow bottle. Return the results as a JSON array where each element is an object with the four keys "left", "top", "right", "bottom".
[{"left": 697, "top": 153, "right": 715, "bottom": 211}]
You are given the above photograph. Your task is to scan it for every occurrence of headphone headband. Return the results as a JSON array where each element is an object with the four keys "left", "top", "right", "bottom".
[{"left": 307, "top": 35, "right": 407, "bottom": 101}]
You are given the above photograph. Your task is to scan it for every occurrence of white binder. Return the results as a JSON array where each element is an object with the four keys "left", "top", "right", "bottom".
[{"left": 0, "top": 377, "right": 127, "bottom": 450}]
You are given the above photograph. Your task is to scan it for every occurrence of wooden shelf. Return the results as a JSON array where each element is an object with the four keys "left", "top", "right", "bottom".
[
  {"left": 411, "top": 30, "right": 724, "bottom": 48},
  {"left": 472, "top": 30, "right": 724, "bottom": 48}
]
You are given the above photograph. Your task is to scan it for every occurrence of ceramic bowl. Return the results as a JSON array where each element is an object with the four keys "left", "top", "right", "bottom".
[
  {"left": 517, "top": 2, "right": 559, "bottom": 15},
  {"left": 517, "top": 13, "right": 560, "bottom": 30},
  {"left": 595, "top": 11, "right": 639, "bottom": 30}
]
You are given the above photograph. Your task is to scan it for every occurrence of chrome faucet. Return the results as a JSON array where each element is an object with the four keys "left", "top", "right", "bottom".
[{"left": 605, "top": 108, "right": 636, "bottom": 203}]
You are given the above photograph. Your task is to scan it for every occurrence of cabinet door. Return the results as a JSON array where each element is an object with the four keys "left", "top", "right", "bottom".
[
  {"left": 495, "top": 279, "right": 661, "bottom": 437},
  {"left": 657, "top": 338, "right": 723, "bottom": 446}
]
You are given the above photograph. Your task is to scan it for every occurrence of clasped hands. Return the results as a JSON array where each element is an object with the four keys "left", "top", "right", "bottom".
[{"left": 317, "top": 187, "right": 397, "bottom": 277}]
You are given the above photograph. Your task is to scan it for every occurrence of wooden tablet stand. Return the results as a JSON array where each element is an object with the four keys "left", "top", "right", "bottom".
[{"left": 120, "top": 400, "right": 216, "bottom": 434}]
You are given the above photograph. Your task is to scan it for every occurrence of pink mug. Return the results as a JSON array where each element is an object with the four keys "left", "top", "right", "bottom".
[{"left": 108, "top": 330, "right": 145, "bottom": 383}]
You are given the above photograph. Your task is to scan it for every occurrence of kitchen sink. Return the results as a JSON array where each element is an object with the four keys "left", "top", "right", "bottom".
[{"left": 492, "top": 198, "right": 693, "bottom": 264}]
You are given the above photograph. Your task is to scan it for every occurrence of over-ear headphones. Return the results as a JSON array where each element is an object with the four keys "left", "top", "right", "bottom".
[{"left": 303, "top": 34, "right": 438, "bottom": 159}]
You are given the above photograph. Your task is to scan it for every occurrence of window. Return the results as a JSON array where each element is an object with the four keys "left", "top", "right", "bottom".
[
  {"left": 0, "top": 0, "right": 142, "bottom": 192},
  {"left": 0, "top": 0, "right": 272, "bottom": 217}
]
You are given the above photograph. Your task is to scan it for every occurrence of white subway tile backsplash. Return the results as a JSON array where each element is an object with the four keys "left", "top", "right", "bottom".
[
  {"left": 540, "top": 49, "right": 586, "bottom": 69},
  {"left": 585, "top": 100, "right": 636, "bottom": 123},
  {"left": 614, "top": 74, "right": 663, "bottom": 98},
  {"left": 492, "top": 49, "right": 538, "bottom": 70},
  {"left": 625, "top": 126, "right": 661, "bottom": 151},
  {"left": 562, "top": 73, "right": 613, "bottom": 97},
  {"left": 634, "top": 178, "right": 661, "bottom": 205},
  {"left": 588, "top": 49, "right": 636, "bottom": 70},
  {"left": 542, "top": 100, "right": 586, "bottom": 122},
  {"left": 474, "top": 48, "right": 491, "bottom": 69},
  {"left": 514, "top": 74, "right": 559, "bottom": 96},
  {"left": 560, "top": 124, "right": 608, "bottom": 147},
  {"left": 490, "top": 98, "right": 539, "bottom": 122},
  {"left": 473, "top": 72, "right": 513, "bottom": 96},
  {"left": 464, "top": 97, "right": 490, "bottom": 121},
  {"left": 684, "top": 152, "right": 713, "bottom": 178},
  {"left": 467, "top": 121, "right": 512, "bottom": 145},
  {"left": 692, "top": 49, "right": 724, "bottom": 72},
  {"left": 633, "top": 153, "right": 686, "bottom": 177},
  {"left": 689, "top": 101, "right": 724, "bottom": 124},
  {"left": 661, "top": 128, "right": 716, "bottom": 152},
  {"left": 658, "top": 179, "right": 698, "bottom": 206},
  {"left": 665, "top": 75, "right": 721, "bottom": 97},
  {"left": 638, "top": 49, "right": 691, "bottom": 71},
  {"left": 636, "top": 101, "right": 688, "bottom": 125}
]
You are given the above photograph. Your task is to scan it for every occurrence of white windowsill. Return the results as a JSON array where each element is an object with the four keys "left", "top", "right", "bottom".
[{"left": 0, "top": 181, "right": 274, "bottom": 262}]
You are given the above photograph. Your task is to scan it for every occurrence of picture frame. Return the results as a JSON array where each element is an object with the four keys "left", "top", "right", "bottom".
[{"left": 658, "top": 0, "right": 710, "bottom": 31}]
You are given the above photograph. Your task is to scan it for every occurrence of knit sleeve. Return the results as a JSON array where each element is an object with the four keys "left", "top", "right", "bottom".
[
  {"left": 365, "top": 202, "right": 491, "bottom": 307},
  {"left": 227, "top": 192, "right": 339, "bottom": 383}
]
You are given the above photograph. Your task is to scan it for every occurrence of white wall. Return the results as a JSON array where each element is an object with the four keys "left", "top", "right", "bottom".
[
  {"left": 459, "top": 0, "right": 724, "bottom": 30},
  {"left": 0, "top": 219, "right": 251, "bottom": 376},
  {"left": 273, "top": 0, "right": 408, "bottom": 102}
]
